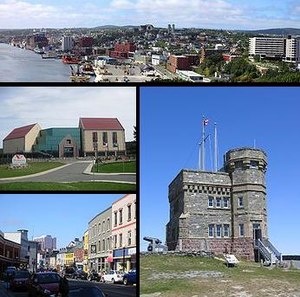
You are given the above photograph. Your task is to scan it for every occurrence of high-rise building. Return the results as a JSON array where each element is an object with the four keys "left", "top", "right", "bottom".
[
  {"left": 62, "top": 36, "right": 74, "bottom": 52},
  {"left": 249, "top": 37, "right": 285, "bottom": 58},
  {"left": 284, "top": 35, "right": 300, "bottom": 63},
  {"left": 166, "top": 148, "right": 281, "bottom": 263},
  {"left": 33, "top": 235, "right": 57, "bottom": 251}
]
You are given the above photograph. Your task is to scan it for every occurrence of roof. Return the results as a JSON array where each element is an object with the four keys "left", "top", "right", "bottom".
[
  {"left": 3, "top": 123, "right": 37, "bottom": 141},
  {"left": 79, "top": 118, "right": 124, "bottom": 130}
]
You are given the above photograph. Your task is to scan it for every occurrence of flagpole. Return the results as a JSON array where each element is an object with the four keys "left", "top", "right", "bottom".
[
  {"left": 214, "top": 122, "right": 218, "bottom": 172},
  {"left": 202, "top": 116, "right": 205, "bottom": 171}
]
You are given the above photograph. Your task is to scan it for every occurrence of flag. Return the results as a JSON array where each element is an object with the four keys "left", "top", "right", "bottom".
[{"left": 203, "top": 119, "right": 209, "bottom": 126}]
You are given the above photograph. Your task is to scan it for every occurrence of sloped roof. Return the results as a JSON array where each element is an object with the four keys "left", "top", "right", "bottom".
[
  {"left": 3, "top": 123, "right": 38, "bottom": 141},
  {"left": 79, "top": 118, "right": 124, "bottom": 130}
]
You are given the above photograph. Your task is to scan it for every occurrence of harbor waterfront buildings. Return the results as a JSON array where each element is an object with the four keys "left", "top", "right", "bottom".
[
  {"left": 3, "top": 117, "right": 126, "bottom": 157},
  {"left": 166, "top": 148, "right": 281, "bottom": 263}
]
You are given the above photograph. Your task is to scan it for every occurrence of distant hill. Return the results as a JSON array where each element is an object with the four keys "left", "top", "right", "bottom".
[
  {"left": 91, "top": 25, "right": 139, "bottom": 30},
  {"left": 244, "top": 28, "right": 300, "bottom": 36}
]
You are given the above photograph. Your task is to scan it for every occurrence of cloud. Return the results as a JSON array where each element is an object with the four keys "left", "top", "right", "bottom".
[
  {"left": 0, "top": 87, "right": 136, "bottom": 145},
  {"left": 0, "top": 0, "right": 299, "bottom": 30}
]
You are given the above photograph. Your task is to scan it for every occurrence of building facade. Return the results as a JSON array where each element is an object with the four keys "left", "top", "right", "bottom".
[
  {"left": 249, "top": 37, "right": 285, "bottom": 59},
  {"left": 111, "top": 194, "right": 136, "bottom": 271},
  {"left": 3, "top": 123, "right": 41, "bottom": 154},
  {"left": 33, "top": 235, "right": 57, "bottom": 251},
  {"left": 166, "top": 148, "right": 278, "bottom": 261},
  {"left": 62, "top": 36, "right": 74, "bottom": 51},
  {"left": 4, "top": 229, "right": 30, "bottom": 267},
  {"left": 3, "top": 117, "right": 126, "bottom": 157},
  {"left": 88, "top": 207, "right": 112, "bottom": 273},
  {"left": 0, "top": 230, "right": 21, "bottom": 274}
]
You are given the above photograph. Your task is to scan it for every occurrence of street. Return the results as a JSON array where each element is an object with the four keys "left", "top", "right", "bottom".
[
  {"left": 0, "top": 161, "right": 136, "bottom": 184},
  {"left": 1, "top": 279, "right": 136, "bottom": 297}
]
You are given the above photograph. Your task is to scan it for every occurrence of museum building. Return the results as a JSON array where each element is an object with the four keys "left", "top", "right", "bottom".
[{"left": 3, "top": 118, "right": 126, "bottom": 158}]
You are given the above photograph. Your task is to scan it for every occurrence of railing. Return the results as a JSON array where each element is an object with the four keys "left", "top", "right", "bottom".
[
  {"left": 257, "top": 239, "right": 272, "bottom": 262},
  {"left": 263, "top": 239, "right": 282, "bottom": 261}
]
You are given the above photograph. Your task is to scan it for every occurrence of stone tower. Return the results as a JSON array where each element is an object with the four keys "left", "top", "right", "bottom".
[{"left": 166, "top": 147, "right": 278, "bottom": 261}]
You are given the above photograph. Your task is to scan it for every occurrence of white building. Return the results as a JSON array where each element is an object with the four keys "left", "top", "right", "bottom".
[
  {"left": 284, "top": 37, "right": 300, "bottom": 63},
  {"left": 4, "top": 229, "right": 30, "bottom": 266},
  {"left": 62, "top": 36, "right": 74, "bottom": 51},
  {"left": 249, "top": 37, "right": 285, "bottom": 58}
]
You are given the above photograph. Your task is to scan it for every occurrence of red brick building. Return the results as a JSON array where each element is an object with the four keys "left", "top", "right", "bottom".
[
  {"left": 109, "top": 42, "right": 136, "bottom": 59},
  {"left": 167, "top": 54, "right": 199, "bottom": 73},
  {"left": 79, "top": 37, "right": 94, "bottom": 48}
]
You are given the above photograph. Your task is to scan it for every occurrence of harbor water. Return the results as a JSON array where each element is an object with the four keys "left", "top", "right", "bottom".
[{"left": 0, "top": 43, "right": 74, "bottom": 82}]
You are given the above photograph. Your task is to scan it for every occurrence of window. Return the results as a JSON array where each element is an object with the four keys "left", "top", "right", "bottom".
[
  {"left": 134, "top": 201, "right": 136, "bottom": 219},
  {"left": 102, "top": 239, "right": 105, "bottom": 251},
  {"left": 128, "top": 230, "right": 132, "bottom": 246},
  {"left": 216, "top": 225, "right": 222, "bottom": 237},
  {"left": 107, "top": 218, "right": 110, "bottom": 231},
  {"left": 208, "top": 224, "right": 214, "bottom": 237},
  {"left": 250, "top": 160, "right": 259, "bottom": 169},
  {"left": 114, "top": 235, "right": 117, "bottom": 249},
  {"left": 66, "top": 139, "right": 71, "bottom": 145},
  {"left": 119, "top": 233, "right": 123, "bottom": 248},
  {"left": 128, "top": 204, "right": 132, "bottom": 221},
  {"left": 98, "top": 240, "right": 101, "bottom": 252},
  {"left": 98, "top": 223, "right": 101, "bottom": 234},
  {"left": 208, "top": 196, "right": 214, "bottom": 208},
  {"left": 223, "top": 197, "right": 229, "bottom": 208},
  {"left": 102, "top": 220, "right": 105, "bottom": 233},
  {"left": 102, "top": 132, "right": 108, "bottom": 146},
  {"left": 107, "top": 238, "right": 110, "bottom": 250},
  {"left": 238, "top": 196, "right": 244, "bottom": 208},
  {"left": 112, "top": 132, "right": 118, "bottom": 147},
  {"left": 119, "top": 209, "right": 123, "bottom": 225},
  {"left": 114, "top": 212, "right": 117, "bottom": 227},
  {"left": 223, "top": 224, "right": 230, "bottom": 237},
  {"left": 92, "top": 132, "right": 98, "bottom": 143},
  {"left": 216, "top": 197, "right": 221, "bottom": 208},
  {"left": 239, "top": 224, "right": 244, "bottom": 237}
]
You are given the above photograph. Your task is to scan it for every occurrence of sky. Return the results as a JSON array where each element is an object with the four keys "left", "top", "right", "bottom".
[
  {"left": 0, "top": 194, "right": 122, "bottom": 248},
  {"left": 0, "top": 0, "right": 300, "bottom": 30},
  {"left": 140, "top": 86, "right": 300, "bottom": 255},
  {"left": 0, "top": 87, "right": 136, "bottom": 147}
]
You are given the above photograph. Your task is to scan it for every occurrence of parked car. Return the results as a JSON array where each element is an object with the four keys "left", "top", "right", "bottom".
[
  {"left": 101, "top": 270, "right": 124, "bottom": 284},
  {"left": 62, "top": 286, "right": 107, "bottom": 297},
  {"left": 27, "top": 272, "right": 61, "bottom": 296},
  {"left": 73, "top": 269, "right": 87, "bottom": 280},
  {"left": 123, "top": 269, "right": 136, "bottom": 285},
  {"left": 87, "top": 270, "right": 100, "bottom": 282},
  {"left": 10, "top": 270, "right": 31, "bottom": 291}
]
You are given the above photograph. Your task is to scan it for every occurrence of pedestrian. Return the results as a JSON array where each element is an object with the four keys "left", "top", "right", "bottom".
[{"left": 59, "top": 275, "right": 69, "bottom": 297}]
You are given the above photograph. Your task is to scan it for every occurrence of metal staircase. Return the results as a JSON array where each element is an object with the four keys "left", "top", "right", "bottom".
[{"left": 257, "top": 239, "right": 282, "bottom": 264}]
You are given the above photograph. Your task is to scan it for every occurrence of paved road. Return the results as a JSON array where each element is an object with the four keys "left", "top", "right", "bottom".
[
  {"left": 1, "top": 279, "right": 136, "bottom": 297},
  {"left": 0, "top": 161, "right": 136, "bottom": 184}
]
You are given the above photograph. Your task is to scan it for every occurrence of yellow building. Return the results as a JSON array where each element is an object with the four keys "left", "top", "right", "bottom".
[{"left": 65, "top": 252, "right": 74, "bottom": 266}]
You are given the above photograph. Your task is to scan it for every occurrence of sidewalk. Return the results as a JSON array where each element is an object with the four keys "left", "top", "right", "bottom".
[{"left": 0, "top": 282, "right": 14, "bottom": 297}]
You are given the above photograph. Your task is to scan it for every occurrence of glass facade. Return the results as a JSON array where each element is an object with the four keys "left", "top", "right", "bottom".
[{"left": 33, "top": 128, "right": 81, "bottom": 157}]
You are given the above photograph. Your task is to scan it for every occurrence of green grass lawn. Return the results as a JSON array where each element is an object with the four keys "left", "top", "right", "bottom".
[
  {"left": 92, "top": 161, "right": 136, "bottom": 173},
  {"left": 141, "top": 254, "right": 300, "bottom": 297},
  {"left": 0, "top": 182, "right": 136, "bottom": 191},
  {"left": 0, "top": 162, "right": 64, "bottom": 178}
]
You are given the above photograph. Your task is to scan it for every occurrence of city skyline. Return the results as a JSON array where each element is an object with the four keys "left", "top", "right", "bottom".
[
  {"left": 0, "top": 194, "right": 122, "bottom": 249},
  {"left": 141, "top": 86, "right": 300, "bottom": 255},
  {"left": 0, "top": 87, "right": 136, "bottom": 147},
  {"left": 0, "top": 0, "right": 300, "bottom": 30}
]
